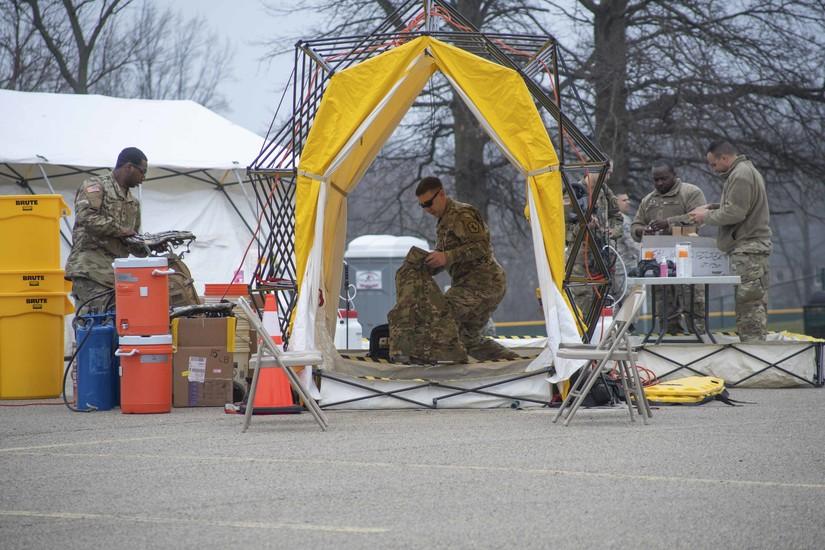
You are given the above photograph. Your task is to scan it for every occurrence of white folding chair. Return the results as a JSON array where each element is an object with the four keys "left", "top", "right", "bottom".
[
  {"left": 553, "top": 285, "right": 652, "bottom": 426},
  {"left": 237, "top": 297, "right": 328, "bottom": 432}
]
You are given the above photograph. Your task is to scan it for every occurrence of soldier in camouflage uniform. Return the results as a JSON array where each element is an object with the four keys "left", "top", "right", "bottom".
[
  {"left": 615, "top": 193, "right": 640, "bottom": 267},
  {"left": 564, "top": 172, "right": 623, "bottom": 323},
  {"left": 390, "top": 176, "right": 518, "bottom": 362},
  {"left": 614, "top": 192, "right": 640, "bottom": 299},
  {"left": 691, "top": 142, "right": 772, "bottom": 342},
  {"left": 632, "top": 163, "right": 707, "bottom": 333},
  {"left": 65, "top": 148, "right": 147, "bottom": 313}
]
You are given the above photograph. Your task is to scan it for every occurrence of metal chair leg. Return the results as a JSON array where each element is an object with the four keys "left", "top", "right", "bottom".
[
  {"left": 563, "top": 357, "right": 612, "bottom": 426},
  {"left": 242, "top": 348, "right": 264, "bottom": 433},
  {"left": 553, "top": 361, "right": 593, "bottom": 424},
  {"left": 617, "top": 361, "right": 636, "bottom": 422}
]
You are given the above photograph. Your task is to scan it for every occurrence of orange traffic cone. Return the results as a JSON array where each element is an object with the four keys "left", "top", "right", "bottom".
[{"left": 251, "top": 293, "right": 301, "bottom": 414}]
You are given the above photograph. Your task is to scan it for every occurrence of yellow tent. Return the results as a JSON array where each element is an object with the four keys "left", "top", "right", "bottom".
[{"left": 290, "top": 36, "right": 581, "bottom": 389}]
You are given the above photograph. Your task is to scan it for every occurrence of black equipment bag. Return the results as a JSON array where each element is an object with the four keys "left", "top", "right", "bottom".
[{"left": 368, "top": 324, "right": 390, "bottom": 360}]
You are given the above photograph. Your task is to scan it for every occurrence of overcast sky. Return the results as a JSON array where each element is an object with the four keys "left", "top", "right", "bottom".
[
  {"left": 167, "top": 1, "right": 581, "bottom": 138},
  {"left": 170, "top": 0, "right": 314, "bottom": 136}
]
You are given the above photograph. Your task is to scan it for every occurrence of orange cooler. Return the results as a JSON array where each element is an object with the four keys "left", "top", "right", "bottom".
[
  {"left": 117, "top": 335, "right": 173, "bottom": 414},
  {"left": 113, "top": 257, "right": 173, "bottom": 336}
]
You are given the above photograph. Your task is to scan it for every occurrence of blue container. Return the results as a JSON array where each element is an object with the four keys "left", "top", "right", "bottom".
[{"left": 75, "top": 314, "right": 119, "bottom": 411}]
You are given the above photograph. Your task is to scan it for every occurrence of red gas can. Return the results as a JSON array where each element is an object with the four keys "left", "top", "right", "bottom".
[
  {"left": 117, "top": 335, "right": 173, "bottom": 414},
  {"left": 113, "top": 257, "right": 173, "bottom": 336}
]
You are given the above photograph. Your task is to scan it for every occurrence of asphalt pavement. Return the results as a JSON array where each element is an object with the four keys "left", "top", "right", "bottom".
[{"left": 1, "top": 388, "right": 823, "bottom": 549}]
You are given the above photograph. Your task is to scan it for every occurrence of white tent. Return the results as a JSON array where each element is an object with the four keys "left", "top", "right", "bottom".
[{"left": 0, "top": 89, "right": 267, "bottom": 292}]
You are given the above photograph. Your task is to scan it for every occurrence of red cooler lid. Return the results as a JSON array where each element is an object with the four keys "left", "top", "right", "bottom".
[{"left": 338, "top": 308, "right": 358, "bottom": 318}]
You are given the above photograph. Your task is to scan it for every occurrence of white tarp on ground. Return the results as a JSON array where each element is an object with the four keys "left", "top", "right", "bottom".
[
  {"left": 638, "top": 337, "right": 822, "bottom": 388},
  {"left": 316, "top": 332, "right": 822, "bottom": 408},
  {"left": 501, "top": 332, "right": 822, "bottom": 388},
  {"left": 0, "top": 89, "right": 265, "bottom": 292}
]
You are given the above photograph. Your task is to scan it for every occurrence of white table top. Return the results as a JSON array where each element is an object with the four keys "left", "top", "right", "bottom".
[{"left": 626, "top": 276, "right": 741, "bottom": 286}]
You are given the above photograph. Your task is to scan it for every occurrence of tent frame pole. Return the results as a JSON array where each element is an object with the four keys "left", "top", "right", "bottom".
[{"left": 247, "top": 1, "right": 613, "bottom": 342}]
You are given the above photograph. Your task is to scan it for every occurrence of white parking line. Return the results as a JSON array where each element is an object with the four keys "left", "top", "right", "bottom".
[
  {"left": 0, "top": 436, "right": 169, "bottom": 453},
  {"left": 0, "top": 510, "right": 388, "bottom": 534}
]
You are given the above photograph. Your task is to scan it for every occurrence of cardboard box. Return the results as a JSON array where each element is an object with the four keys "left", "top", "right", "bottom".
[
  {"left": 173, "top": 346, "right": 233, "bottom": 407},
  {"left": 640, "top": 235, "right": 730, "bottom": 276},
  {"left": 173, "top": 317, "right": 236, "bottom": 349},
  {"left": 671, "top": 225, "right": 698, "bottom": 237}
]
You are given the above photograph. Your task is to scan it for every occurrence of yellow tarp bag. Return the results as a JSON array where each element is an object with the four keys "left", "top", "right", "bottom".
[{"left": 644, "top": 376, "right": 728, "bottom": 405}]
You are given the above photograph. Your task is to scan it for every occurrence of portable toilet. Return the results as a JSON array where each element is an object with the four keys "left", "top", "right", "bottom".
[{"left": 344, "top": 235, "right": 445, "bottom": 338}]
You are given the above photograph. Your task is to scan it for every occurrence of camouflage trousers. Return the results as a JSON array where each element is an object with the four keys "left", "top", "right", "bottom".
[
  {"left": 731, "top": 251, "right": 770, "bottom": 342},
  {"left": 652, "top": 285, "right": 706, "bottom": 334},
  {"left": 444, "top": 269, "right": 517, "bottom": 361},
  {"left": 70, "top": 277, "right": 115, "bottom": 314}
]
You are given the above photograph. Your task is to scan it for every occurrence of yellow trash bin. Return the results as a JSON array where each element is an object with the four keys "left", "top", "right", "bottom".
[
  {"left": 0, "top": 291, "right": 74, "bottom": 400},
  {"left": 0, "top": 269, "right": 71, "bottom": 294},
  {"left": 0, "top": 194, "right": 70, "bottom": 270}
]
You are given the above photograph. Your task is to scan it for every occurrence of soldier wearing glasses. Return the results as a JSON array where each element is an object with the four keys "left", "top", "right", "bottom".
[
  {"left": 412, "top": 176, "right": 517, "bottom": 361},
  {"left": 66, "top": 147, "right": 147, "bottom": 312}
]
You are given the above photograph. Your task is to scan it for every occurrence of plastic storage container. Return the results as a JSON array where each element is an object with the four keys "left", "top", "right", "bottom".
[
  {"left": 0, "top": 195, "right": 69, "bottom": 270},
  {"left": 75, "top": 313, "right": 119, "bottom": 411},
  {"left": 0, "top": 269, "right": 71, "bottom": 294},
  {"left": 675, "top": 242, "right": 692, "bottom": 277},
  {"left": 117, "top": 334, "right": 173, "bottom": 414},
  {"left": 113, "top": 257, "right": 173, "bottom": 336},
  {"left": 203, "top": 283, "right": 249, "bottom": 298},
  {"left": 0, "top": 291, "right": 74, "bottom": 399},
  {"left": 335, "top": 308, "right": 363, "bottom": 349}
]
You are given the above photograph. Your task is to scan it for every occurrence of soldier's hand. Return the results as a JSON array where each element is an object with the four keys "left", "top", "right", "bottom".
[
  {"left": 649, "top": 219, "right": 669, "bottom": 232},
  {"left": 425, "top": 251, "right": 447, "bottom": 269},
  {"left": 689, "top": 206, "right": 708, "bottom": 224}
]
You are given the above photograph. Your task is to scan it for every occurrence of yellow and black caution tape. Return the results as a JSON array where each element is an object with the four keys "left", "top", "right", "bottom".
[
  {"left": 339, "top": 353, "right": 391, "bottom": 364},
  {"left": 361, "top": 375, "right": 427, "bottom": 383}
]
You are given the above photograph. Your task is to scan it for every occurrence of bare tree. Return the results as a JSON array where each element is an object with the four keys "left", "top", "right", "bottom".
[
  {"left": 265, "top": 0, "right": 547, "bottom": 223},
  {"left": 3, "top": 0, "right": 233, "bottom": 110},
  {"left": 545, "top": 0, "right": 825, "bottom": 305},
  {"left": 0, "top": 0, "right": 61, "bottom": 90},
  {"left": 547, "top": 1, "right": 825, "bottom": 194},
  {"left": 20, "top": 0, "right": 137, "bottom": 93},
  {"left": 266, "top": 0, "right": 825, "bottom": 317},
  {"left": 126, "top": 2, "right": 233, "bottom": 110}
]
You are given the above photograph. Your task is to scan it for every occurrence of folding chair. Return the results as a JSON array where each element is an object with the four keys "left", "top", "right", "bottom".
[
  {"left": 236, "top": 297, "right": 328, "bottom": 432},
  {"left": 553, "top": 285, "right": 652, "bottom": 426}
]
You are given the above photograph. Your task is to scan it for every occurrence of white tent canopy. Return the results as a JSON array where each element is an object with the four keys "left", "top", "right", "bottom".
[
  {"left": 0, "top": 89, "right": 267, "bottom": 292},
  {"left": 0, "top": 89, "right": 263, "bottom": 171}
]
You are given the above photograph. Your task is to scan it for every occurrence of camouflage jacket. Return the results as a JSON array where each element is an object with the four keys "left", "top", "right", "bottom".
[
  {"left": 564, "top": 180, "right": 623, "bottom": 245},
  {"left": 631, "top": 179, "right": 706, "bottom": 242},
  {"left": 65, "top": 171, "right": 141, "bottom": 287},
  {"left": 436, "top": 198, "right": 504, "bottom": 287},
  {"left": 705, "top": 156, "right": 772, "bottom": 254},
  {"left": 616, "top": 213, "right": 641, "bottom": 265},
  {"left": 388, "top": 251, "right": 468, "bottom": 364}
]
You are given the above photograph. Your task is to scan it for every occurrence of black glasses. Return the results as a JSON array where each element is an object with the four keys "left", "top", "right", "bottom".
[
  {"left": 419, "top": 189, "right": 441, "bottom": 208},
  {"left": 129, "top": 162, "right": 147, "bottom": 175}
]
